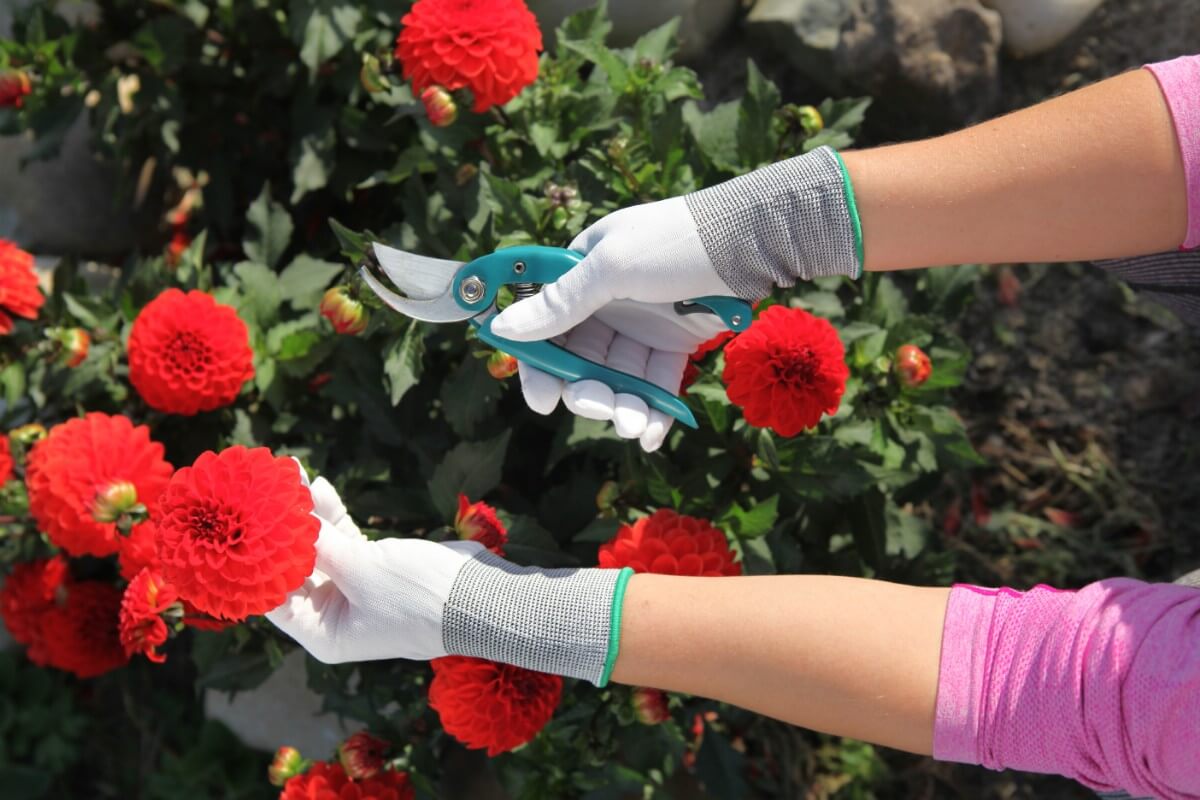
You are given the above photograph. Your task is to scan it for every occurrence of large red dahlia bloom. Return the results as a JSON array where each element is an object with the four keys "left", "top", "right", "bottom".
[
  {"left": 40, "top": 581, "right": 129, "bottom": 678},
  {"left": 119, "top": 569, "right": 179, "bottom": 663},
  {"left": 0, "top": 238, "right": 44, "bottom": 334},
  {"left": 395, "top": 0, "right": 543, "bottom": 113},
  {"left": 127, "top": 288, "right": 254, "bottom": 415},
  {"left": 429, "top": 656, "right": 561, "bottom": 756},
  {"left": 721, "top": 305, "right": 848, "bottom": 437},
  {"left": 26, "top": 413, "right": 174, "bottom": 557},
  {"left": 598, "top": 509, "right": 741, "bottom": 577},
  {"left": 280, "top": 761, "right": 414, "bottom": 800},
  {"left": 156, "top": 447, "right": 318, "bottom": 621},
  {"left": 0, "top": 556, "right": 70, "bottom": 663},
  {"left": 0, "top": 434, "right": 12, "bottom": 484}
]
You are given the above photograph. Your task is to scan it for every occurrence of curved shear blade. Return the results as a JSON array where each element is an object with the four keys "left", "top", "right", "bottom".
[
  {"left": 359, "top": 265, "right": 476, "bottom": 323},
  {"left": 372, "top": 243, "right": 463, "bottom": 301}
]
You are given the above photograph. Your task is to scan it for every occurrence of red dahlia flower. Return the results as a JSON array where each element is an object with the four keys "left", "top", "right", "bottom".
[
  {"left": 127, "top": 288, "right": 254, "bottom": 415},
  {"left": 0, "top": 556, "right": 70, "bottom": 664},
  {"left": 454, "top": 494, "right": 507, "bottom": 555},
  {"left": 26, "top": 413, "right": 174, "bottom": 557},
  {"left": 280, "top": 761, "right": 413, "bottom": 800},
  {"left": 721, "top": 305, "right": 848, "bottom": 437},
  {"left": 0, "top": 238, "right": 44, "bottom": 334},
  {"left": 598, "top": 509, "right": 741, "bottom": 577},
  {"left": 40, "top": 581, "right": 129, "bottom": 678},
  {"left": 0, "top": 435, "right": 11, "bottom": 484},
  {"left": 118, "top": 520, "right": 160, "bottom": 581},
  {"left": 338, "top": 731, "right": 390, "bottom": 780},
  {"left": 0, "top": 69, "right": 31, "bottom": 108},
  {"left": 395, "top": 0, "right": 542, "bottom": 113},
  {"left": 156, "top": 446, "right": 318, "bottom": 621},
  {"left": 429, "top": 656, "right": 562, "bottom": 756},
  {"left": 119, "top": 569, "right": 179, "bottom": 663}
]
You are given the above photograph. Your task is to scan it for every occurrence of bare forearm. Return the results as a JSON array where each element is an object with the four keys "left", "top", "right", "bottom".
[
  {"left": 842, "top": 69, "right": 1187, "bottom": 270},
  {"left": 610, "top": 574, "right": 950, "bottom": 755}
]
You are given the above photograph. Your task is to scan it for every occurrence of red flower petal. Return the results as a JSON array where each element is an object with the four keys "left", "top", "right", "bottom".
[
  {"left": 598, "top": 509, "right": 741, "bottom": 577},
  {"left": 429, "top": 656, "right": 561, "bottom": 756}
]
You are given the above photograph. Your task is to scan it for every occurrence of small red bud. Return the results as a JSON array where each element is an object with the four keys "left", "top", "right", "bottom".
[
  {"left": 894, "top": 344, "right": 933, "bottom": 388},
  {"left": 486, "top": 350, "right": 518, "bottom": 380},
  {"left": 631, "top": 688, "right": 669, "bottom": 725},
  {"left": 420, "top": 86, "right": 457, "bottom": 127},
  {"left": 267, "top": 746, "right": 307, "bottom": 787},
  {"left": 0, "top": 69, "right": 32, "bottom": 108},
  {"left": 320, "top": 287, "right": 368, "bottom": 335},
  {"left": 91, "top": 481, "right": 140, "bottom": 524}
]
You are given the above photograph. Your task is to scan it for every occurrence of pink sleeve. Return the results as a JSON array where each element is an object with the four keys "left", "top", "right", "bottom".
[
  {"left": 933, "top": 579, "right": 1200, "bottom": 799},
  {"left": 1146, "top": 56, "right": 1200, "bottom": 249}
]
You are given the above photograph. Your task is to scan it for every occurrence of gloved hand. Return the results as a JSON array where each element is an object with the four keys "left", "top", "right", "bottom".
[
  {"left": 267, "top": 475, "right": 633, "bottom": 686},
  {"left": 490, "top": 146, "right": 862, "bottom": 451}
]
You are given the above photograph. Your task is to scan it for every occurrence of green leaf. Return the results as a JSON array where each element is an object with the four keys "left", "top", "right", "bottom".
[
  {"left": 440, "top": 355, "right": 502, "bottom": 438},
  {"left": 504, "top": 515, "right": 576, "bottom": 566},
  {"left": 427, "top": 431, "right": 512, "bottom": 519},
  {"left": 721, "top": 495, "right": 779, "bottom": 538},
  {"left": 632, "top": 18, "right": 679, "bottom": 62},
  {"left": 694, "top": 730, "right": 749, "bottom": 800},
  {"left": 382, "top": 320, "right": 424, "bottom": 405},
  {"left": 556, "top": 0, "right": 612, "bottom": 49},
  {"left": 846, "top": 488, "right": 887, "bottom": 571},
  {"left": 291, "top": 0, "right": 362, "bottom": 73},
  {"left": 244, "top": 184, "right": 293, "bottom": 269},
  {"left": 232, "top": 261, "right": 283, "bottom": 326},
  {"left": 684, "top": 99, "right": 740, "bottom": 172},
  {"left": 278, "top": 254, "right": 344, "bottom": 310},
  {"left": 737, "top": 60, "right": 781, "bottom": 168},
  {"left": 290, "top": 130, "right": 336, "bottom": 204},
  {"left": 328, "top": 218, "right": 370, "bottom": 262},
  {"left": 1, "top": 362, "right": 26, "bottom": 411},
  {"left": 561, "top": 39, "right": 629, "bottom": 90}
]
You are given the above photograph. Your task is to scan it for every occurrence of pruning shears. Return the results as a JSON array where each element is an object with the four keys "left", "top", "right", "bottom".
[{"left": 359, "top": 243, "right": 752, "bottom": 429}]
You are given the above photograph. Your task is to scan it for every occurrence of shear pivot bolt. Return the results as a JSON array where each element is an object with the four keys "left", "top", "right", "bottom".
[
  {"left": 731, "top": 315, "right": 743, "bottom": 327},
  {"left": 460, "top": 276, "right": 486, "bottom": 304},
  {"left": 513, "top": 261, "right": 526, "bottom": 274}
]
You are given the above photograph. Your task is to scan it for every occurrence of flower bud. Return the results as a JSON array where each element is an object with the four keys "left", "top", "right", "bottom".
[
  {"left": 894, "top": 344, "right": 933, "bottom": 388},
  {"left": 0, "top": 69, "right": 32, "bottom": 109},
  {"left": 166, "top": 229, "right": 190, "bottom": 267},
  {"left": 267, "top": 746, "right": 308, "bottom": 787},
  {"left": 58, "top": 328, "right": 90, "bottom": 368},
  {"left": 337, "top": 731, "right": 389, "bottom": 780},
  {"left": 91, "top": 480, "right": 144, "bottom": 525},
  {"left": 420, "top": 86, "right": 457, "bottom": 127},
  {"left": 360, "top": 53, "right": 391, "bottom": 94},
  {"left": 320, "top": 287, "right": 368, "bottom": 335},
  {"left": 10, "top": 423, "right": 47, "bottom": 445},
  {"left": 797, "top": 104, "right": 823, "bottom": 136},
  {"left": 455, "top": 163, "right": 479, "bottom": 186},
  {"left": 486, "top": 350, "right": 517, "bottom": 380},
  {"left": 595, "top": 480, "right": 620, "bottom": 514},
  {"left": 543, "top": 181, "right": 579, "bottom": 210},
  {"left": 631, "top": 688, "right": 669, "bottom": 725},
  {"left": 455, "top": 494, "right": 507, "bottom": 554}
]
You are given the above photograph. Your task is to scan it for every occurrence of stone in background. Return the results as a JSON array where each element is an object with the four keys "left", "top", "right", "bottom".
[{"left": 527, "top": 0, "right": 739, "bottom": 61}]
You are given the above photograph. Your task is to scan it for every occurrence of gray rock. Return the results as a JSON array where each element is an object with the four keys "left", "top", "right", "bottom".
[
  {"left": 982, "top": 0, "right": 1103, "bottom": 58},
  {"left": 746, "top": 0, "right": 1004, "bottom": 135},
  {"left": 527, "top": 0, "right": 739, "bottom": 62}
]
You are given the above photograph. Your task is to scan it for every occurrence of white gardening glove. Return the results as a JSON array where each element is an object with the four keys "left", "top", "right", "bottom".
[
  {"left": 489, "top": 147, "right": 862, "bottom": 451},
  {"left": 266, "top": 474, "right": 484, "bottom": 663},
  {"left": 491, "top": 198, "right": 732, "bottom": 452},
  {"left": 267, "top": 475, "right": 632, "bottom": 685}
]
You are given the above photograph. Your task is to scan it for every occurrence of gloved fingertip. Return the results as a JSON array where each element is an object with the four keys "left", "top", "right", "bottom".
[
  {"left": 518, "top": 362, "right": 563, "bottom": 416},
  {"left": 640, "top": 414, "right": 672, "bottom": 453}
]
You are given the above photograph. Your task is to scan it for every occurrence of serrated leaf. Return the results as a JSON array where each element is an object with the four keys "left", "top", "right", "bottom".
[
  {"left": 738, "top": 60, "right": 780, "bottom": 168},
  {"left": 632, "top": 17, "right": 679, "bottom": 62},
  {"left": 427, "top": 431, "right": 511, "bottom": 519},
  {"left": 847, "top": 487, "right": 887, "bottom": 571},
  {"left": 232, "top": 261, "right": 282, "bottom": 326},
  {"left": 278, "top": 254, "right": 344, "bottom": 310},
  {"left": 556, "top": 0, "right": 612, "bottom": 49},
  {"left": 684, "top": 99, "right": 740, "bottom": 172},
  {"left": 383, "top": 320, "right": 424, "bottom": 405},
  {"left": 722, "top": 495, "right": 779, "bottom": 538},
  {"left": 561, "top": 39, "right": 629, "bottom": 90},
  {"left": 291, "top": 0, "right": 361, "bottom": 73},
  {"left": 244, "top": 184, "right": 293, "bottom": 269},
  {"left": 440, "top": 355, "right": 501, "bottom": 438},
  {"left": 291, "top": 130, "right": 336, "bottom": 204}
]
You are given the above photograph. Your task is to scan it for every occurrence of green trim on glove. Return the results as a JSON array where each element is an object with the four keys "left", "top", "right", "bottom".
[
  {"left": 830, "top": 149, "right": 864, "bottom": 278},
  {"left": 598, "top": 567, "right": 635, "bottom": 688}
]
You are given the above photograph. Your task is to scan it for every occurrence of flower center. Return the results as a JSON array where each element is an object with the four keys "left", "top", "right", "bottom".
[
  {"left": 166, "top": 331, "right": 214, "bottom": 374},
  {"left": 770, "top": 347, "right": 818, "bottom": 387},
  {"left": 188, "top": 505, "right": 245, "bottom": 545}
]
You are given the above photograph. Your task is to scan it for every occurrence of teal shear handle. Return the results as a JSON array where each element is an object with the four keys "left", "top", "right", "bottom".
[{"left": 458, "top": 245, "right": 752, "bottom": 430}]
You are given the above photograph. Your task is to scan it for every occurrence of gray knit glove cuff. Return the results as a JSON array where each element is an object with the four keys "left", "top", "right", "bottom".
[
  {"left": 684, "top": 145, "right": 864, "bottom": 300},
  {"left": 442, "top": 551, "right": 634, "bottom": 686}
]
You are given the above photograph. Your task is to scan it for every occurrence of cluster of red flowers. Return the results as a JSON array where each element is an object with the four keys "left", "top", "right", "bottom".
[
  {"left": 279, "top": 760, "right": 413, "bottom": 800},
  {"left": 127, "top": 289, "right": 254, "bottom": 415},
  {"left": 0, "top": 239, "right": 44, "bottom": 335},
  {"left": 395, "top": 0, "right": 542, "bottom": 114}
]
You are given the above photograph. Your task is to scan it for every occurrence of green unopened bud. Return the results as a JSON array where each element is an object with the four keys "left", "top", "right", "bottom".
[
  {"left": 91, "top": 480, "right": 147, "bottom": 531},
  {"left": 10, "top": 423, "right": 47, "bottom": 446},
  {"left": 360, "top": 53, "right": 390, "bottom": 94},
  {"left": 596, "top": 480, "right": 620, "bottom": 515},
  {"left": 606, "top": 134, "right": 629, "bottom": 160},
  {"left": 267, "top": 746, "right": 308, "bottom": 787},
  {"left": 797, "top": 105, "right": 823, "bottom": 136}
]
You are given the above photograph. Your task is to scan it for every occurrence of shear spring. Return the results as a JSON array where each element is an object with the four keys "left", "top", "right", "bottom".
[{"left": 512, "top": 282, "right": 540, "bottom": 301}]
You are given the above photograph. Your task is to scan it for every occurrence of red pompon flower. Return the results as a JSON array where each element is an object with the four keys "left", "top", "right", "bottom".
[
  {"left": 119, "top": 569, "right": 179, "bottom": 663},
  {"left": 0, "top": 435, "right": 11, "bottom": 484},
  {"left": 429, "top": 656, "right": 562, "bottom": 756},
  {"left": 0, "top": 556, "right": 70, "bottom": 663},
  {"left": 118, "top": 520, "right": 159, "bottom": 581},
  {"left": 156, "top": 446, "right": 318, "bottom": 621},
  {"left": 894, "top": 344, "right": 933, "bottom": 389},
  {"left": 127, "top": 289, "right": 254, "bottom": 415},
  {"left": 598, "top": 509, "right": 741, "bottom": 577},
  {"left": 40, "top": 581, "right": 129, "bottom": 678},
  {"left": 722, "top": 305, "right": 848, "bottom": 437},
  {"left": 338, "top": 731, "right": 390, "bottom": 780},
  {"left": 0, "top": 238, "right": 44, "bottom": 334},
  {"left": 395, "top": 0, "right": 543, "bottom": 113},
  {"left": 319, "top": 287, "right": 368, "bottom": 335},
  {"left": 632, "top": 687, "right": 669, "bottom": 725},
  {"left": 280, "top": 761, "right": 414, "bottom": 800},
  {"left": 0, "top": 69, "right": 31, "bottom": 108},
  {"left": 26, "top": 413, "right": 174, "bottom": 557},
  {"left": 454, "top": 494, "right": 507, "bottom": 555}
]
